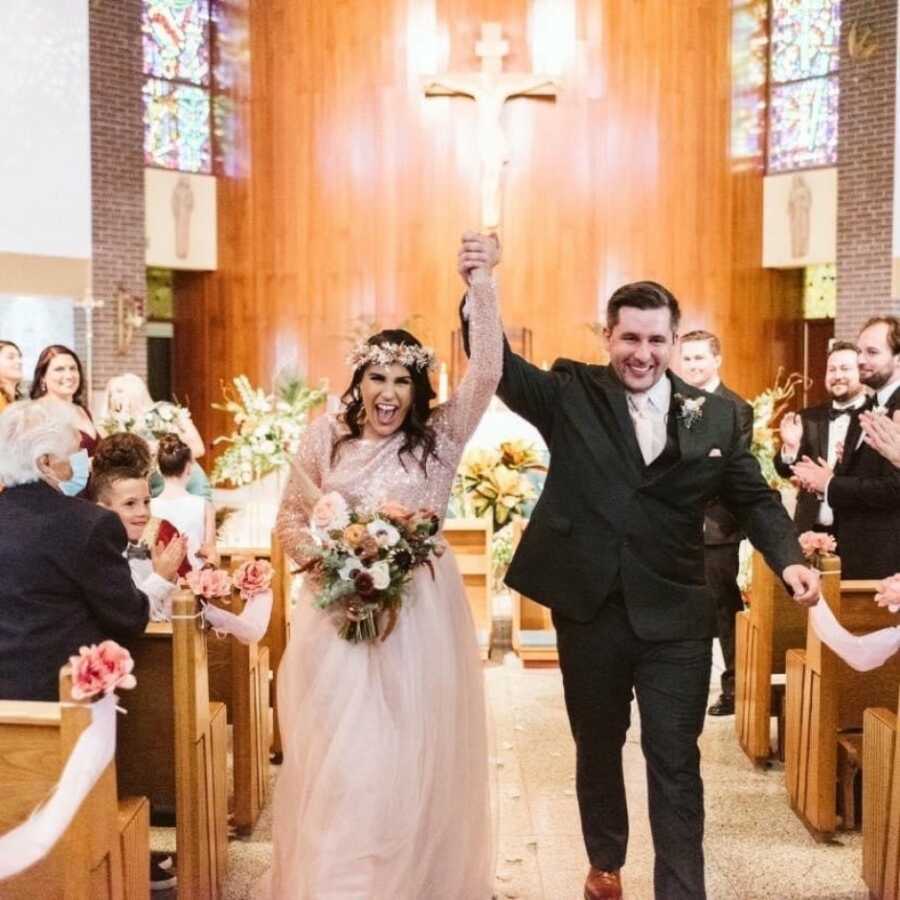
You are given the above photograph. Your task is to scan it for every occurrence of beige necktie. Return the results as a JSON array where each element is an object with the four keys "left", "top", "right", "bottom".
[{"left": 629, "top": 393, "right": 656, "bottom": 465}]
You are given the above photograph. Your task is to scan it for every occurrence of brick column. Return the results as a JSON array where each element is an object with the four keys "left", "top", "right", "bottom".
[
  {"left": 84, "top": 0, "right": 146, "bottom": 398},
  {"left": 836, "top": 0, "right": 899, "bottom": 338}
]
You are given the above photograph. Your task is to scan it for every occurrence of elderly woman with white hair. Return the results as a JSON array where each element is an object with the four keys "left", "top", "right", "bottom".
[{"left": 0, "top": 399, "right": 149, "bottom": 701}]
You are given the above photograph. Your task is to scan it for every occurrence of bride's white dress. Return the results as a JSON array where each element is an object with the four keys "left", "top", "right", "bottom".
[{"left": 267, "top": 281, "right": 502, "bottom": 899}]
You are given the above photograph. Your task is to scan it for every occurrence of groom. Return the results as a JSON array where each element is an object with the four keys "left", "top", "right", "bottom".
[{"left": 458, "top": 234, "right": 819, "bottom": 900}]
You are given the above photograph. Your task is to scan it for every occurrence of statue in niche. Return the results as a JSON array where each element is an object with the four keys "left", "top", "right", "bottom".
[
  {"left": 171, "top": 175, "right": 195, "bottom": 260},
  {"left": 788, "top": 173, "right": 812, "bottom": 259}
]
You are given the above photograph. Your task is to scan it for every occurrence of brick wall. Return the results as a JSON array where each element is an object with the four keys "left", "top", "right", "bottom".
[
  {"left": 836, "top": 0, "right": 900, "bottom": 338},
  {"left": 78, "top": 0, "right": 147, "bottom": 402}
]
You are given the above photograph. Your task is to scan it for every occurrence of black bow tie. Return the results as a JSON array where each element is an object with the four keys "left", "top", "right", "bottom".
[
  {"left": 828, "top": 406, "right": 857, "bottom": 421},
  {"left": 126, "top": 542, "right": 151, "bottom": 560}
]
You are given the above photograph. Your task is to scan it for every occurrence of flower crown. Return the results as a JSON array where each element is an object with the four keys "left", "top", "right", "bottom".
[{"left": 346, "top": 341, "right": 437, "bottom": 373}]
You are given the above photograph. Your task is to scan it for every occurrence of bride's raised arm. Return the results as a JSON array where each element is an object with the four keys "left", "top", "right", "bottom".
[
  {"left": 435, "top": 236, "right": 504, "bottom": 445},
  {"left": 275, "top": 413, "right": 331, "bottom": 567}
]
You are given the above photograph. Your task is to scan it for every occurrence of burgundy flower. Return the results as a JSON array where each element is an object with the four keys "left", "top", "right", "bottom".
[{"left": 354, "top": 570, "right": 376, "bottom": 597}]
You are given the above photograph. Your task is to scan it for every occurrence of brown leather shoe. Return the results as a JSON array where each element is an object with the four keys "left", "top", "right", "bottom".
[{"left": 584, "top": 866, "right": 622, "bottom": 899}]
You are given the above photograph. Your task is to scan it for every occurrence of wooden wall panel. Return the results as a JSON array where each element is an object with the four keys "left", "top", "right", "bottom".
[{"left": 177, "top": 0, "right": 802, "bottom": 446}]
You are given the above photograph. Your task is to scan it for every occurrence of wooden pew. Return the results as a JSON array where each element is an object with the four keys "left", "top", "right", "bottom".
[
  {"left": 443, "top": 517, "right": 493, "bottom": 660},
  {"left": 0, "top": 667, "right": 150, "bottom": 899},
  {"left": 116, "top": 591, "right": 228, "bottom": 899},
  {"left": 220, "top": 533, "right": 294, "bottom": 761},
  {"left": 863, "top": 685, "right": 900, "bottom": 899},
  {"left": 508, "top": 519, "right": 558, "bottom": 667},
  {"left": 206, "top": 549, "right": 272, "bottom": 836},
  {"left": 734, "top": 550, "right": 809, "bottom": 765},
  {"left": 784, "top": 560, "right": 900, "bottom": 840}
]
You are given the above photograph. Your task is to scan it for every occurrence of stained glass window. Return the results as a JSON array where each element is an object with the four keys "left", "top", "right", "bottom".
[
  {"left": 731, "top": 1, "right": 769, "bottom": 160},
  {"left": 143, "top": 0, "right": 211, "bottom": 85},
  {"left": 768, "top": 75, "right": 838, "bottom": 172},
  {"left": 766, "top": 0, "right": 841, "bottom": 173},
  {"left": 770, "top": 0, "right": 841, "bottom": 83},
  {"left": 143, "top": 78, "right": 211, "bottom": 172},
  {"left": 142, "top": 0, "right": 212, "bottom": 173}
]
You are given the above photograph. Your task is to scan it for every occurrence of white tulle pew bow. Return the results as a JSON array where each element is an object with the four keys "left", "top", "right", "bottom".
[
  {"left": 809, "top": 598, "right": 900, "bottom": 672},
  {"left": 203, "top": 589, "right": 273, "bottom": 644}
]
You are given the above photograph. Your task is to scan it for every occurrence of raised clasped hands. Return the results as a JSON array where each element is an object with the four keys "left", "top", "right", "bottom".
[
  {"left": 791, "top": 455, "right": 833, "bottom": 495},
  {"left": 782, "top": 564, "right": 820, "bottom": 607},
  {"left": 457, "top": 231, "right": 501, "bottom": 286},
  {"left": 152, "top": 533, "right": 189, "bottom": 584},
  {"left": 860, "top": 409, "right": 900, "bottom": 468},
  {"left": 779, "top": 412, "right": 803, "bottom": 458}
]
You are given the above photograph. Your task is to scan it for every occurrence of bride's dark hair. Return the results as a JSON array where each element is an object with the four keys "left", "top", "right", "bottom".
[{"left": 333, "top": 329, "right": 438, "bottom": 472}]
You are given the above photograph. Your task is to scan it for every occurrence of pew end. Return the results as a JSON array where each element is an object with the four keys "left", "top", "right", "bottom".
[{"left": 0, "top": 667, "right": 150, "bottom": 899}]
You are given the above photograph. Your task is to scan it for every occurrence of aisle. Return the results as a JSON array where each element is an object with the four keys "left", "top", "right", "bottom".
[{"left": 218, "top": 663, "right": 867, "bottom": 899}]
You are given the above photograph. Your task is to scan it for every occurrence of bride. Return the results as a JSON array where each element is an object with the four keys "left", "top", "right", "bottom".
[{"left": 267, "top": 233, "right": 502, "bottom": 898}]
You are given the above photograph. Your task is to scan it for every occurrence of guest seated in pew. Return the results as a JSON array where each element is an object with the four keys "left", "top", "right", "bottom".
[
  {"left": 151, "top": 433, "right": 218, "bottom": 569},
  {"left": 90, "top": 432, "right": 190, "bottom": 621},
  {"left": 0, "top": 399, "right": 149, "bottom": 701}
]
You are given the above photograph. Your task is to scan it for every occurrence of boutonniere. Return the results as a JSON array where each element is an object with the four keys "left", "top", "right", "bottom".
[
  {"left": 873, "top": 404, "right": 889, "bottom": 417},
  {"left": 674, "top": 394, "right": 706, "bottom": 430}
]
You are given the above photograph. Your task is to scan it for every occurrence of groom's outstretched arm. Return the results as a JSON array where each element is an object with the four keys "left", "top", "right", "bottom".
[
  {"left": 458, "top": 298, "right": 564, "bottom": 442},
  {"left": 717, "top": 403, "right": 807, "bottom": 576}
]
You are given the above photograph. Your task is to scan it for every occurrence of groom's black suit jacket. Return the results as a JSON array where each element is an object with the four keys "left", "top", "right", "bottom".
[{"left": 463, "top": 324, "right": 805, "bottom": 642}]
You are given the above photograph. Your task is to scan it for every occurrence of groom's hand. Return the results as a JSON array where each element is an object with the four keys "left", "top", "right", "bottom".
[
  {"left": 457, "top": 231, "right": 501, "bottom": 286},
  {"left": 782, "top": 564, "right": 820, "bottom": 607}
]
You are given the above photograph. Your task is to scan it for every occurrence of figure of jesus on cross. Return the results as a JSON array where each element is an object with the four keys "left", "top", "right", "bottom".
[{"left": 424, "top": 23, "right": 558, "bottom": 230}]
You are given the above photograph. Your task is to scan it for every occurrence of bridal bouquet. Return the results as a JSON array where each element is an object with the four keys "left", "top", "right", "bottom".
[{"left": 300, "top": 493, "right": 445, "bottom": 643}]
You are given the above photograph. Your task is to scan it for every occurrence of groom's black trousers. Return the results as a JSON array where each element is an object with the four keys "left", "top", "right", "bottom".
[{"left": 553, "top": 593, "right": 712, "bottom": 900}]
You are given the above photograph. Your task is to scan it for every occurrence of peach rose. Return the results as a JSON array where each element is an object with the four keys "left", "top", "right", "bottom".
[
  {"left": 70, "top": 641, "right": 137, "bottom": 700},
  {"left": 311, "top": 492, "right": 350, "bottom": 532},
  {"left": 233, "top": 558, "right": 273, "bottom": 598},
  {"left": 185, "top": 567, "right": 233, "bottom": 599},
  {"left": 342, "top": 523, "right": 368, "bottom": 548}
]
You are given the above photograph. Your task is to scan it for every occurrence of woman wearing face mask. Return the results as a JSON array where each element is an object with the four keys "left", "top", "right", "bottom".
[
  {"left": 0, "top": 340, "right": 24, "bottom": 411},
  {"left": 0, "top": 400, "right": 149, "bottom": 702},
  {"left": 264, "top": 234, "right": 502, "bottom": 899}
]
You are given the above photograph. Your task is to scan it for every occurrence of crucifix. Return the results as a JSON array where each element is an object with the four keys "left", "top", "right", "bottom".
[{"left": 424, "top": 22, "right": 558, "bottom": 231}]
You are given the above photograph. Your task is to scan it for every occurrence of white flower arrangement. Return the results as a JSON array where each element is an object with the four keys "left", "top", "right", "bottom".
[
  {"left": 100, "top": 401, "right": 192, "bottom": 442},
  {"left": 210, "top": 372, "right": 327, "bottom": 486}
]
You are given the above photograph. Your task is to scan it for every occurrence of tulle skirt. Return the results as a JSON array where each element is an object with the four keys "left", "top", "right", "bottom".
[{"left": 265, "top": 550, "right": 494, "bottom": 899}]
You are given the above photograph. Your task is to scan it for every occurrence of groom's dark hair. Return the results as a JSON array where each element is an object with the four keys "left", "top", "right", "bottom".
[{"left": 606, "top": 281, "right": 681, "bottom": 332}]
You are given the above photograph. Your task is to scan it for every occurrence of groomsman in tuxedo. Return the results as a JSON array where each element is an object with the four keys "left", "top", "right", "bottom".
[
  {"left": 679, "top": 330, "right": 753, "bottom": 718},
  {"left": 774, "top": 341, "right": 866, "bottom": 534},
  {"left": 794, "top": 318, "right": 900, "bottom": 579},
  {"left": 457, "top": 234, "right": 819, "bottom": 900}
]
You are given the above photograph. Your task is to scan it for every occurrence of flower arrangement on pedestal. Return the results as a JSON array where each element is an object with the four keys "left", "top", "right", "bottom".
[
  {"left": 210, "top": 371, "right": 327, "bottom": 486},
  {"left": 100, "top": 400, "right": 193, "bottom": 442},
  {"left": 451, "top": 439, "right": 547, "bottom": 531},
  {"left": 749, "top": 368, "right": 807, "bottom": 489}
]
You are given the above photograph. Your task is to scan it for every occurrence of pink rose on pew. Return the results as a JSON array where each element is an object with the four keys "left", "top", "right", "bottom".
[
  {"left": 875, "top": 573, "right": 900, "bottom": 613},
  {"left": 184, "top": 567, "right": 233, "bottom": 600},
  {"left": 311, "top": 492, "right": 350, "bottom": 533},
  {"left": 798, "top": 531, "right": 837, "bottom": 561},
  {"left": 69, "top": 641, "right": 137, "bottom": 701},
  {"left": 233, "top": 558, "right": 274, "bottom": 598}
]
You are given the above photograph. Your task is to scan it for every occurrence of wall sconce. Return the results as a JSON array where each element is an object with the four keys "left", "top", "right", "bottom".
[
  {"left": 115, "top": 284, "right": 145, "bottom": 355},
  {"left": 848, "top": 22, "right": 879, "bottom": 61}
]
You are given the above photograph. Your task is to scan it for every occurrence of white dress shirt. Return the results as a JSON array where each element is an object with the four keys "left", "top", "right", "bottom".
[
  {"left": 127, "top": 552, "right": 177, "bottom": 621},
  {"left": 626, "top": 376, "right": 671, "bottom": 465}
]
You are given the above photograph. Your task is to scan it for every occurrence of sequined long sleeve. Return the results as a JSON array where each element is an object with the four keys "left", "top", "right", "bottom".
[
  {"left": 275, "top": 413, "right": 332, "bottom": 567},
  {"left": 434, "top": 279, "right": 503, "bottom": 446}
]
